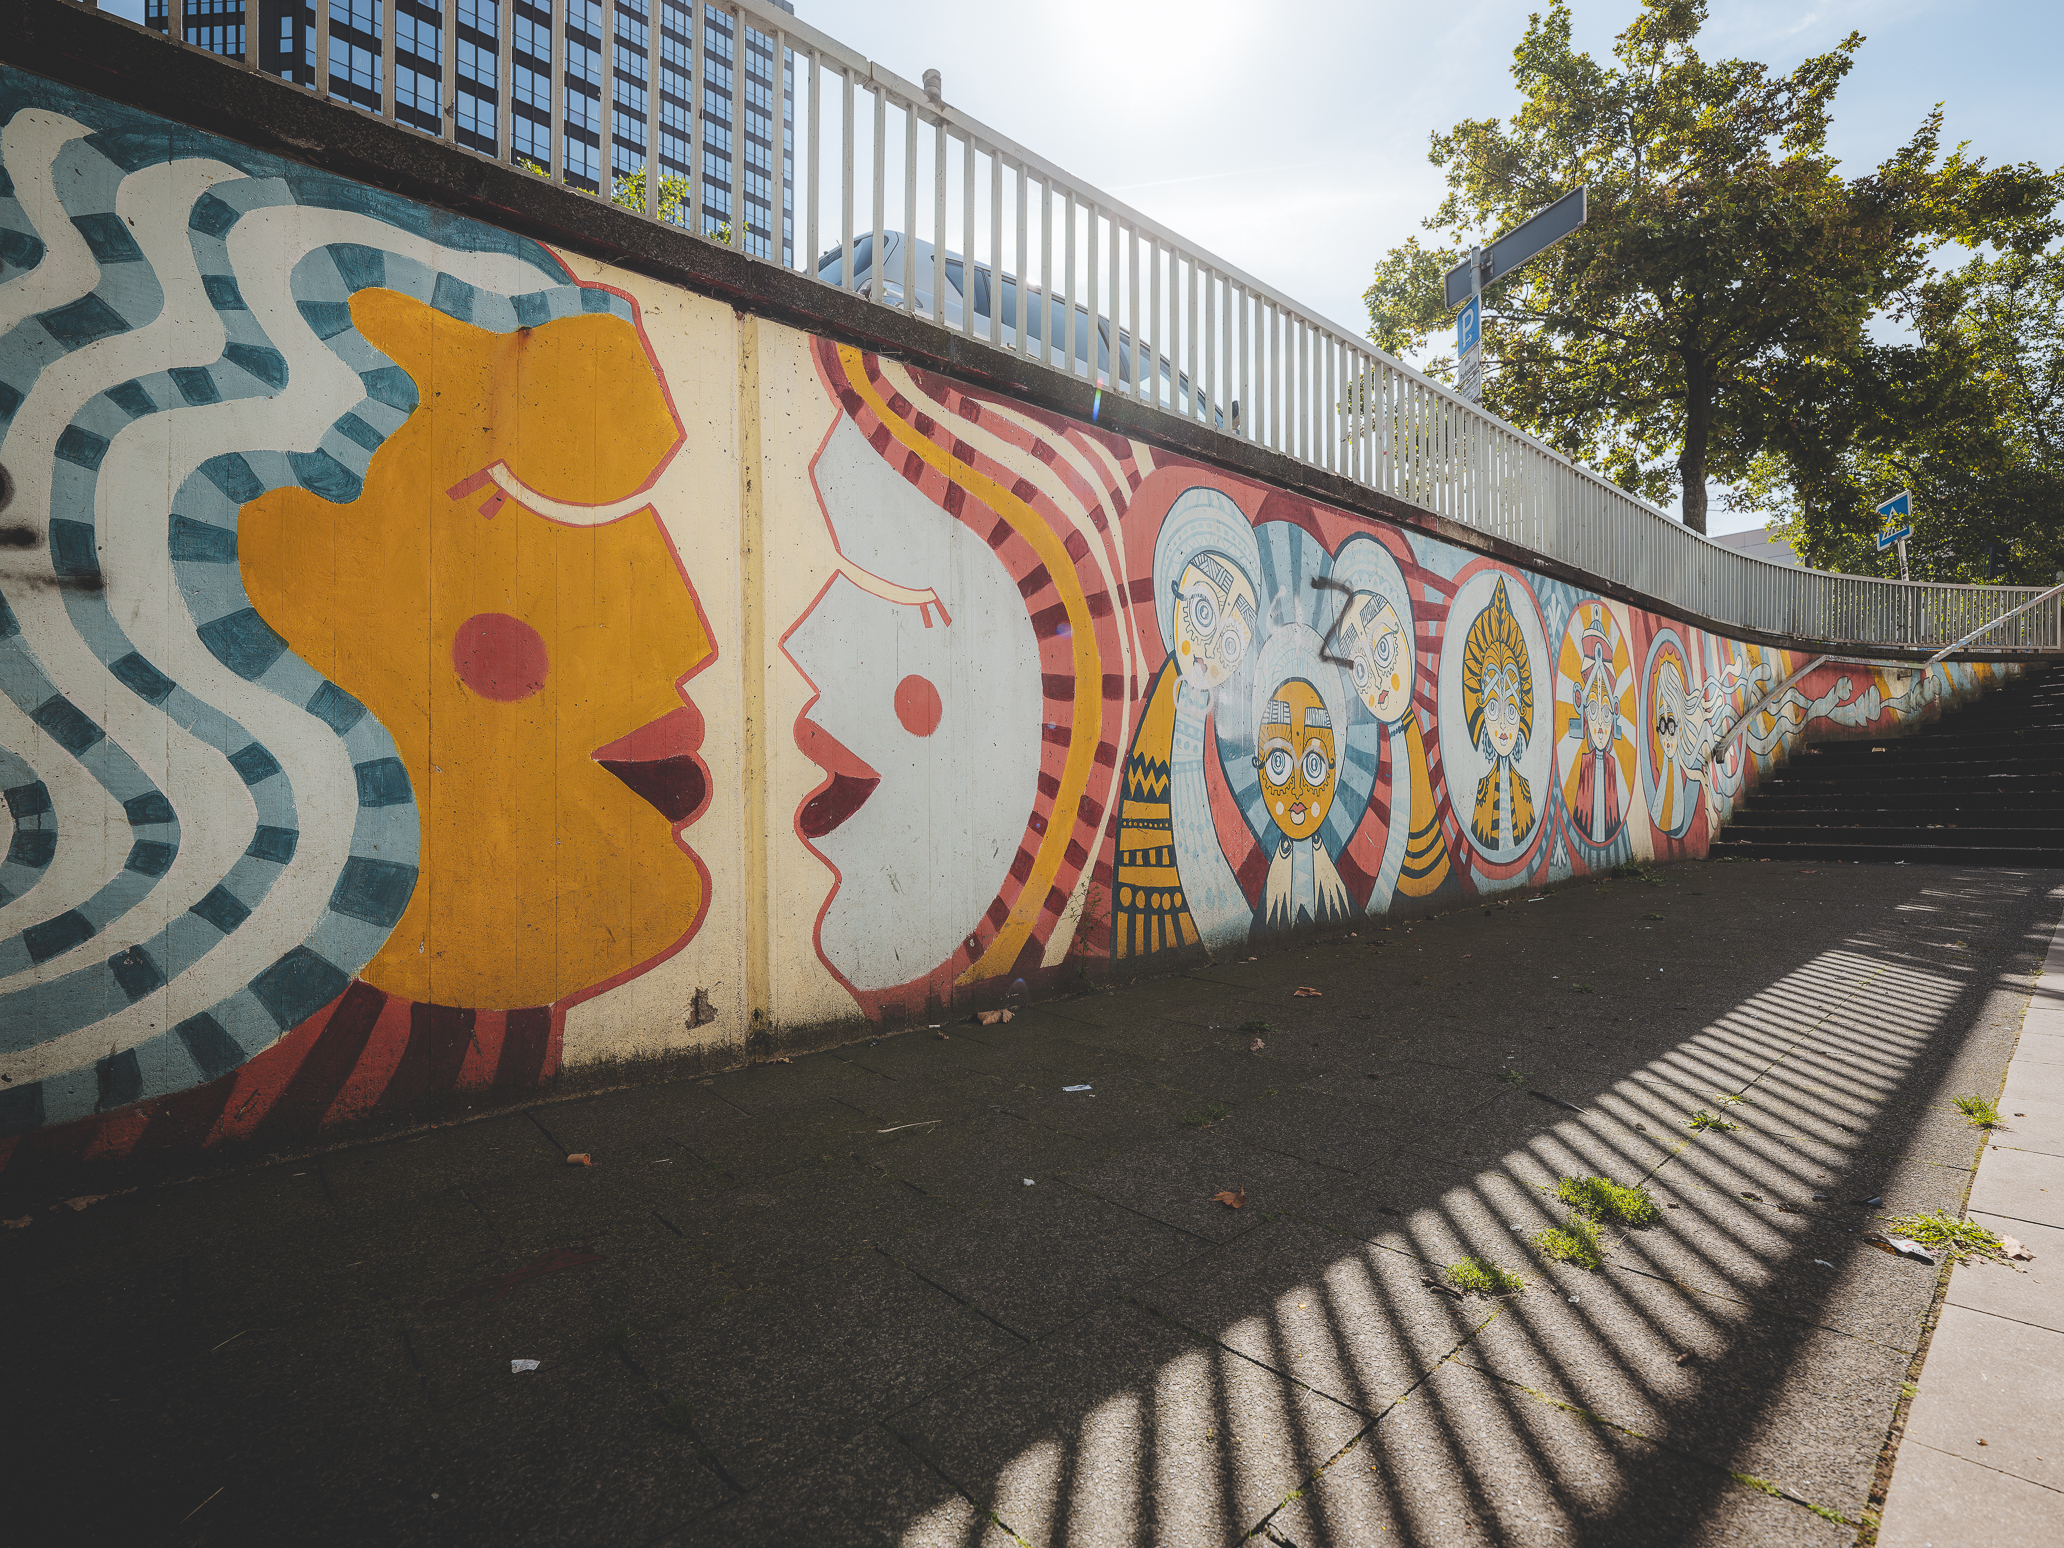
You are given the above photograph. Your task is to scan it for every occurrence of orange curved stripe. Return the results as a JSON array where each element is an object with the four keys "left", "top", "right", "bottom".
[{"left": 834, "top": 347, "right": 1102, "bottom": 984}]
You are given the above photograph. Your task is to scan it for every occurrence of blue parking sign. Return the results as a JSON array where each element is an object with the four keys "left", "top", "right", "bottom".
[{"left": 1457, "top": 294, "right": 1480, "bottom": 358}]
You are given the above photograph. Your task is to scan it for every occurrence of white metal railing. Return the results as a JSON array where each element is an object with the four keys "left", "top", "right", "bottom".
[{"left": 99, "top": 0, "right": 2064, "bottom": 655}]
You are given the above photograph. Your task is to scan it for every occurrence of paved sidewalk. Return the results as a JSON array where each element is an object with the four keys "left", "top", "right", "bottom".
[
  {"left": 3, "top": 862, "right": 2060, "bottom": 1548},
  {"left": 1878, "top": 913, "right": 2064, "bottom": 1547}
]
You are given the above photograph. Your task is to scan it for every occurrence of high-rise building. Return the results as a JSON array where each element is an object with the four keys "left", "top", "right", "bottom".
[{"left": 144, "top": 0, "right": 796, "bottom": 263}]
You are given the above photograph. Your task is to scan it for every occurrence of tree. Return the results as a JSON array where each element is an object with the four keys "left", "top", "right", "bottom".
[
  {"left": 1362, "top": 0, "right": 2062, "bottom": 535},
  {"left": 1743, "top": 243, "right": 2064, "bottom": 583}
]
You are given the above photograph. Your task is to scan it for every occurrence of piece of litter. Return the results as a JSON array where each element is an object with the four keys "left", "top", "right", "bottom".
[
  {"left": 1023, "top": 1179, "right": 1035, "bottom": 1186},
  {"left": 566, "top": 1153, "right": 592, "bottom": 1167},
  {"left": 1812, "top": 1192, "right": 1830, "bottom": 1202},
  {"left": 1063, "top": 1084, "right": 1093, "bottom": 1092},
  {"left": 1864, "top": 1232, "right": 1936, "bottom": 1265},
  {"left": 1250, "top": 1037, "right": 1266, "bottom": 1052},
  {"left": 511, "top": 1359, "right": 541, "bottom": 1374},
  {"left": 1214, "top": 1189, "right": 1246, "bottom": 1210},
  {"left": 1420, "top": 1275, "right": 1465, "bottom": 1300},
  {"left": 1814, "top": 1260, "right": 1835, "bottom": 1269},
  {"left": 651, "top": 1158, "right": 673, "bottom": 1164},
  {"left": 976, "top": 1009, "right": 1014, "bottom": 1026},
  {"left": 1244, "top": 956, "right": 1259, "bottom": 962},
  {"left": 1674, "top": 1351, "right": 1694, "bottom": 1366},
  {"left": 1855, "top": 1196, "right": 1883, "bottom": 1208},
  {"left": 1293, "top": 986, "right": 1323, "bottom": 997},
  {"left": 2002, "top": 1236, "right": 2035, "bottom": 1261},
  {"left": 1568, "top": 1296, "right": 1580, "bottom": 1304},
  {"left": 875, "top": 1120, "right": 942, "bottom": 1134}
]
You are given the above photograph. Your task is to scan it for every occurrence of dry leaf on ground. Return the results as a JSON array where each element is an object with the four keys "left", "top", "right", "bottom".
[
  {"left": 61, "top": 1195, "right": 106, "bottom": 1212},
  {"left": 1213, "top": 1189, "right": 1246, "bottom": 1209},
  {"left": 3, "top": 1216, "right": 30, "bottom": 1229},
  {"left": 1250, "top": 1037, "right": 1265, "bottom": 1052},
  {"left": 1293, "top": 986, "right": 1323, "bottom": 997},
  {"left": 566, "top": 1153, "right": 593, "bottom": 1167},
  {"left": 977, "top": 1009, "right": 1014, "bottom": 1025},
  {"left": 2003, "top": 1236, "right": 2036, "bottom": 1261}
]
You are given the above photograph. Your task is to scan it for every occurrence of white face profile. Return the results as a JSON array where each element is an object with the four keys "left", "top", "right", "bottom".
[
  {"left": 1340, "top": 591, "right": 1410, "bottom": 724},
  {"left": 1169, "top": 552, "right": 1256, "bottom": 691},
  {"left": 789, "top": 417, "right": 1044, "bottom": 992}
]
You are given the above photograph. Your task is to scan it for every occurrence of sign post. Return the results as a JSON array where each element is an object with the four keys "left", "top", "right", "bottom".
[
  {"left": 1875, "top": 490, "right": 1913, "bottom": 582},
  {"left": 1442, "top": 187, "right": 1587, "bottom": 408},
  {"left": 1456, "top": 247, "right": 1483, "bottom": 404}
]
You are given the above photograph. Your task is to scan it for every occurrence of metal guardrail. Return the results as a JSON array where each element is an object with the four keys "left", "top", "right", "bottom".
[{"left": 84, "top": 0, "right": 2064, "bottom": 654}]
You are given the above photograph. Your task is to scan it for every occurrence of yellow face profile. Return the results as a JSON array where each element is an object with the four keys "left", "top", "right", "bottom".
[
  {"left": 239, "top": 287, "right": 711, "bottom": 1009},
  {"left": 1341, "top": 591, "right": 1410, "bottom": 724},
  {"left": 1256, "top": 678, "right": 1338, "bottom": 840}
]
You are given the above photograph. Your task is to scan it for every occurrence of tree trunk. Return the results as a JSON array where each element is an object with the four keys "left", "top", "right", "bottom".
[{"left": 1679, "top": 354, "right": 1711, "bottom": 536}]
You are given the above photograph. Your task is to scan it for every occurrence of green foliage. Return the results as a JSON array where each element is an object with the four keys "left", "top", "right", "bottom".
[
  {"left": 1179, "top": 1103, "right": 1231, "bottom": 1129},
  {"left": 1240, "top": 1019, "right": 1273, "bottom": 1034},
  {"left": 520, "top": 157, "right": 733, "bottom": 242},
  {"left": 1686, "top": 1109, "right": 1738, "bottom": 1132},
  {"left": 1952, "top": 1094, "right": 2004, "bottom": 1129},
  {"left": 1556, "top": 1173, "right": 1660, "bottom": 1227},
  {"left": 1879, "top": 1207, "right": 2009, "bottom": 1264},
  {"left": 1748, "top": 244, "right": 2064, "bottom": 583},
  {"left": 1501, "top": 1067, "right": 1530, "bottom": 1087},
  {"left": 1361, "top": 0, "right": 2064, "bottom": 534},
  {"left": 1532, "top": 1213, "right": 1606, "bottom": 1270},
  {"left": 1447, "top": 1255, "right": 1528, "bottom": 1296}
]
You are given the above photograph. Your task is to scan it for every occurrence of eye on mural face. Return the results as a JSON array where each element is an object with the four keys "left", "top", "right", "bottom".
[
  {"left": 789, "top": 415, "right": 1044, "bottom": 994},
  {"left": 1171, "top": 556, "right": 1256, "bottom": 691},
  {"left": 1254, "top": 679, "right": 1337, "bottom": 840},
  {"left": 1654, "top": 708, "right": 1680, "bottom": 756}
]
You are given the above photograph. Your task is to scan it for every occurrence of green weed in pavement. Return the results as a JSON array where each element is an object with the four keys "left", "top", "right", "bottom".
[{"left": 1556, "top": 1174, "right": 1659, "bottom": 1228}]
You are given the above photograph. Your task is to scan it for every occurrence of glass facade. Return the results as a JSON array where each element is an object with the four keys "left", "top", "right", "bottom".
[{"left": 147, "top": 0, "right": 796, "bottom": 263}]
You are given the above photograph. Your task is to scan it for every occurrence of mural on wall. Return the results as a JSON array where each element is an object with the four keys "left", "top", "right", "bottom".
[
  {"left": 0, "top": 72, "right": 714, "bottom": 1159},
  {"left": 792, "top": 338, "right": 2007, "bottom": 1005},
  {"left": 0, "top": 67, "right": 2013, "bottom": 1173}
]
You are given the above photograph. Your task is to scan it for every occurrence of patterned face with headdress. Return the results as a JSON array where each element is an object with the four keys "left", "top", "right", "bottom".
[
  {"left": 1462, "top": 576, "right": 1533, "bottom": 761},
  {"left": 1578, "top": 612, "right": 1618, "bottom": 754}
]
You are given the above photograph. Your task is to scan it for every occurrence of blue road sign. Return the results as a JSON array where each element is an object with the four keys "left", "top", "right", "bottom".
[
  {"left": 1876, "top": 490, "right": 1913, "bottom": 551},
  {"left": 1457, "top": 294, "right": 1480, "bottom": 358}
]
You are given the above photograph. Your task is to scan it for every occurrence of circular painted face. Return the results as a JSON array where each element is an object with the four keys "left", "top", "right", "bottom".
[
  {"left": 1170, "top": 553, "right": 1256, "bottom": 691},
  {"left": 1482, "top": 662, "right": 1524, "bottom": 759},
  {"left": 1582, "top": 665, "right": 1616, "bottom": 753},
  {"left": 1652, "top": 662, "right": 1685, "bottom": 764},
  {"left": 1342, "top": 592, "right": 1411, "bottom": 725},
  {"left": 1256, "top": 678, "right": 1338, "bottom": 841}
]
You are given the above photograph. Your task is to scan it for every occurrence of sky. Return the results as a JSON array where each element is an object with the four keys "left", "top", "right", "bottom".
[{"left": 813, "top": 0, "right": 2064, "bottom": 533}]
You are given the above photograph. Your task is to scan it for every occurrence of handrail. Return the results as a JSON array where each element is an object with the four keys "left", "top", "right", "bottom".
[
  {"left": 1926, "top": 580, "right": 2064, "bottom": 665},
  {"left": 96, "top": 0, "right": 2064, "bottom": 656}
]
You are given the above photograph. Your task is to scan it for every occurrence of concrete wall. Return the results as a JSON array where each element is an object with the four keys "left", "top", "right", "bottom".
[{"left": 0, "top": 68, "right": 2008, "bottom": 1178}]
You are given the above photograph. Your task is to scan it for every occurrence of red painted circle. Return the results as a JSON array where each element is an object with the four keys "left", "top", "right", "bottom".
[
  {"left": 452, "top": 612, "right": 550, "bottom": 702},
  {"left": 894, "top": 673, "right": 943, "bottom": 737}
]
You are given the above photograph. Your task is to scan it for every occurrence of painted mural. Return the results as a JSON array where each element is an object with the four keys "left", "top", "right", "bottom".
[{"left": 0, "top": 68, "right": 2010, "bottom": 1175}]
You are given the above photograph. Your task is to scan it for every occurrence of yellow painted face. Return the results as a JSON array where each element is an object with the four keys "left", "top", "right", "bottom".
[
  {"left": 238, "top": 288, "right": 711, "bottom": 1009},
  {"left": 1169, "top": 553, "right": 1256, "bottom": 691},
  {"left": 1341, "top": 592, "right": 1410, "bottom": 724},
  {"left": 1256, "top": 678, "right": 1338, "bottom": 841}
]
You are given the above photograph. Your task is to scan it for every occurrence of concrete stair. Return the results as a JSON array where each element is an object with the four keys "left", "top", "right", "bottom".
[{"left": 1711, "top": 664, "right": 2064, "bottom": 865}]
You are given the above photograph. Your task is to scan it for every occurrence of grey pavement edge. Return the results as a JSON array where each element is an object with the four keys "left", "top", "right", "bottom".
[
  {"left": 2, "top": 861, "right": 2058, "bottom": 1548},
  {"left": 1877, "top": 903, "right": 2064, "bottom": 1548}
]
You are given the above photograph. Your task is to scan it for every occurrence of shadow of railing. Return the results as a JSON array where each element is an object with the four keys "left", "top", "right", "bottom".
[{"left": 874, "top": 867, "right": 2060, "bottom": 1546}]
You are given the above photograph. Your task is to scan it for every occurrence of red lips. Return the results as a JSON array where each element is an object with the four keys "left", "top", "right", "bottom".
[{"left": 592, "top": 705, "right": 709, "bottom": 824}]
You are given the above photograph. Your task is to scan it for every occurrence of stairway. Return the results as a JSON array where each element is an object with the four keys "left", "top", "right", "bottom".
[{"left": 1711, "top": 663, "right": 2064, "bottom": 865}]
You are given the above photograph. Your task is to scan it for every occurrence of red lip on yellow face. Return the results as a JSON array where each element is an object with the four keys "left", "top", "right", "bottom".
[
  {"left": 593, "top": 704, "right": 710, "bottom": 825},
  {"left": 1288, "top": 802, "right": 1308, "bottom": 822}
]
